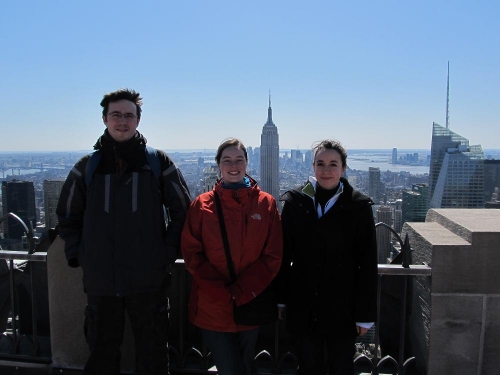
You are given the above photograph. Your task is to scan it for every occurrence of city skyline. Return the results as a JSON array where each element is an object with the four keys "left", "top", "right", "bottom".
[{"left": 2, "top": 2, "right": 499, "bottom": 152}]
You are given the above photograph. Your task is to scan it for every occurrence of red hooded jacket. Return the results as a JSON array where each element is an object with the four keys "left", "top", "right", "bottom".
[{"left": 181, "top": 177, "right": 283, "bottom": 332}]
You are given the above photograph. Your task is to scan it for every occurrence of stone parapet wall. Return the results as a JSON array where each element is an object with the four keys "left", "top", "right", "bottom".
[
  {"left": 47, "top": 236, "right": 135, "bottom": 371},
  {"left": 404, "top": 209, "right": 500, "bottom": 375}
]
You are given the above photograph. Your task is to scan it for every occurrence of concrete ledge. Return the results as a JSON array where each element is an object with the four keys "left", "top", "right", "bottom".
[
  {"left": 47, "top": 236, "right": 135, "bottom": 371},
  {"left": 406, "top": 221, "right": 470, "bottom": 247},
  {"left": 426, "top": 209, "right": 500, "bottom": 243}
]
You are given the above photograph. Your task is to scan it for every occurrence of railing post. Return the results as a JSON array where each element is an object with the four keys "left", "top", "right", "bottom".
[
  {"left": 0, "top": 212, "right": 44, "bottom": 362},
  {"left": 29, "top": 262, "right": 40, "bottom": 356},
  {"left": 375, "top": 272, "right": 381, "bottom": 374},
  {"left": 8, "top": 259, "right": 18, "bottom": 352},
  {"left": 273, "top": 320, "right": 279, "bottom": 373},
  {"left": 399, "top": 274, "right": 408, "bottom": 374},
  {"left": 375, "top": 222, "right": 419, "bottom": 375}
]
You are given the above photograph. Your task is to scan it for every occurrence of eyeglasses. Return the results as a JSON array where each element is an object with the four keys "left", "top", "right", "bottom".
[{"left": 107, "top": 112, "right": 138, "bottom": 121}]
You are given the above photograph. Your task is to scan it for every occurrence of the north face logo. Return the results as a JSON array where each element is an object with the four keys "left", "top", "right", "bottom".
[{"left": 250, "top": 214, "right": 262, "bottom": 220}]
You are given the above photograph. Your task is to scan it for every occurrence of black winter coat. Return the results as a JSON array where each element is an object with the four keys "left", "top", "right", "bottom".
[
  {"left": 56, "top": 131, "right": 191, "bottom": 296},
  {"left": 280, "top": 177, "right": 378, "bottom": 336}
]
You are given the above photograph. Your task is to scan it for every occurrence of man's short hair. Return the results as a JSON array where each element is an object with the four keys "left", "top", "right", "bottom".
[{"left": 100, "top": 89, "right": 143, "bottom": 118}]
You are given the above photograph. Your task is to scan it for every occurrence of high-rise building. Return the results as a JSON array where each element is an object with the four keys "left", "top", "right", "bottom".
[
  {"left": 253, "top": 147, "right": 260, "bottom": 170},
  {"left": 428, "top": 123, "right": 484, "bottom": 208},
  {"left": 394, "top": 209, "right": 403, "bottom": 234},
  {"left": 290, "top": 149, "right": 303, "bottom": 165},
  {"left": 1, "top": 180, "right": 36, "bottom": 240},
  {"left": 203, "top": 164, "right": 218, "bottom": 193},
  {"left": 392, "top": 148, "right": 398, "bottom": 164},
  {"left": 43, "top": 179, "right": 64, "bottom": 231},
  {"left": 402, "top": 184, "right": 429, "bottom": 223},
  {"left": 260, "top": 93, "right": 280, "bottom": 202},
  {"left": 485, "top": 187, "right": 500, "bottom": 208},
  {"left": 304, "top": 150, "right": 312, "bottom": 166},
  {"left": 369, "top": 167, "right": 381, "bottom": 204},
  {"left": 247, "top": 147, "right": 254, "bottom": 168},
  {"left": 484, "top": 159, "right": 500, "bottom": 204},
  {"left": 376, "top": 206, "right": 393, "bottom": 264}
]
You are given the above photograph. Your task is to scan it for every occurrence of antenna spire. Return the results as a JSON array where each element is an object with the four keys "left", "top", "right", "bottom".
[
  {"left": 446, "top": 61, "right": 450, "bottom": 129},
  {"left": 265, "top": 89, "right": 274, "bottom": 126}
]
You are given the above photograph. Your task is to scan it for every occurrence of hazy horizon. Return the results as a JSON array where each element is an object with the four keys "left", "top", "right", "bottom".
[{"left": 2, "top": 148, "right": 500, "bottom": 155}]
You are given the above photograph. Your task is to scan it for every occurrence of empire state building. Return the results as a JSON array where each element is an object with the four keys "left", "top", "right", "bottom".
[{"left": 260, "top": 93, "right": 280, "bottom": 203}]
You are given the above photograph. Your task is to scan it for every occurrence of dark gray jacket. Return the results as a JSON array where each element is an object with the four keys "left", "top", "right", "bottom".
[{"left": 56, "top": 131, "right": 191, "bottom": 296}]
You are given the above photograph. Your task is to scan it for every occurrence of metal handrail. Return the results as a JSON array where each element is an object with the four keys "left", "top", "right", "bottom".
[
  {"left": 0, "top": 213, "right": 39, "bottom": 255},
  {"left": 171, "top": 223, "right": 432, "bottom": 374},
  {"left": 0, "top": 217, "right": 432, "bottom": 374},
  {"left": 374, "top": 221, "right": 431, "bottom": 375},
  {"left": 0, "top": 213, "right": 47, "bottom": 363}
]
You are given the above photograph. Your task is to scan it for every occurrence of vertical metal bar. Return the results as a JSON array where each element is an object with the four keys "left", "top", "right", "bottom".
[
  {"left": 398, "top": 274, "right": 409, "bottom": 375},
  {"left": 178, "top": 267, "right": 186, "bottom": 368},
  {"left": 274, "top": 320, "right": 279, "bottom": 373},
  {"left": 202, "top": 337, "right": 209, "bottom": 370},
  {"left": 375, "top": 273, "right": 381, "bottom": 371},
  {"left": 29, "top": 262, "right": 39, "bottom": 356},
  {"left": 8, "top": 259, "right": 18, "bottom": 352}
]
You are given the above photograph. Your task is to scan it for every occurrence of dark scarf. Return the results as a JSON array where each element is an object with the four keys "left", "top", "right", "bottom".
[{"left": 94, "top": 130, "right": 146, "bottom": 173}]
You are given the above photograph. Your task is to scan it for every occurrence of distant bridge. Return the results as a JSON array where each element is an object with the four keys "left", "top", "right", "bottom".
[{"left": 0, "top": 165, "right": 69, "bottom": 178}]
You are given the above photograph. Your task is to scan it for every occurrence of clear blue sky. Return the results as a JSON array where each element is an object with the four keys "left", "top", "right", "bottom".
[{"left": 1, "top": 1, "right": 499, "bottom": 152}]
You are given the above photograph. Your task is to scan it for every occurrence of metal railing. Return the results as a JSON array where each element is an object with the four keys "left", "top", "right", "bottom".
[
  {"left": 168, "top": 223, "right": 432, "bottom": 374},
  {"left": 0, "top": 213, "right": 49, "bottom": 367},
  {"left": 0, "top": 216, "right": 432, "bottom": 374}
]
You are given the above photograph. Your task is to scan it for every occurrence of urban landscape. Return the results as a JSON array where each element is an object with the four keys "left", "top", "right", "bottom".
[
  {"left": 2, "top": 0, "right": 500, "bottom": 373},
  {"left": 1, "top": 109, "right": 500, "bottom": 250},
  {"left": 1, "top": 97, "right": 500, "bottom": 374}
]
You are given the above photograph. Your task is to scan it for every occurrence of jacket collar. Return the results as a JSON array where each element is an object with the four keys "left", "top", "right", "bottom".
[
  {"left": 214, "top": 174, "right": 259, "bottom": 198},
  {"left": 282, "top": 177, "right": 373, "bottom": 208},
  {"left": 302, "top": 177, "right": 344, "bottom": 218}
]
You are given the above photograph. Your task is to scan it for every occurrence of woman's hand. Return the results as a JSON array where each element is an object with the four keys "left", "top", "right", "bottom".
[
  {"left": 356, "top": 325, "right": 369, "bottom": 336},
  {"left": 278, "top": 306, "right": 286, "bottom": 320}
]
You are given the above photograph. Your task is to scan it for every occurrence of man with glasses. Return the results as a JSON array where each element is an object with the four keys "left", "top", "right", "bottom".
[{"left": 57, "top": 88, "right": 191, "bottom": 374}]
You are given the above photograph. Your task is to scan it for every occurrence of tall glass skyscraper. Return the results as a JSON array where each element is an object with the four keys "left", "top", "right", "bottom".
[
  {"left": 428, "top": 122, "right": 484, "bottom": 208},
  {"left": 484, "top": 160, "right": 500, "bottom": 204},
  {"left": 43, "top": 179, "right": 64, "bottom": 231},
  {"left": 392, "top": 148, "right": 398, "bottom": 164},
  {"left": 402, "top": 183, "right": 429, "bottom": 222},
  {"left": 369, "top": 167, "right": 382, "bottom": 204},
  {"left": 260, "top": 94, "right": 279, "bottom": 203},
  {"left": 1, "top": 180, "right": 36, "bottom": 240}
]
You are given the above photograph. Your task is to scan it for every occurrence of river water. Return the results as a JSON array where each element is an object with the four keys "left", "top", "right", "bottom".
[{"left": 347, "top": 151, "right": 429, "bottom": 174}]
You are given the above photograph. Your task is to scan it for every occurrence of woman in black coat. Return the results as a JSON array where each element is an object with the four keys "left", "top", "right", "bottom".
[{"left": 280, "top": 140, "right": 378, "bottom": 375}]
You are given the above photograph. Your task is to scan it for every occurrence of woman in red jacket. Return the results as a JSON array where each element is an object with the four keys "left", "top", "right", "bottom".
[{"left": 181, "top": 138, "right": 283, "bottom": 375}]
